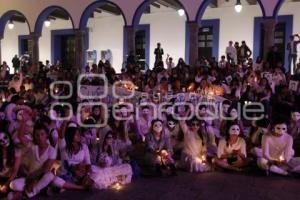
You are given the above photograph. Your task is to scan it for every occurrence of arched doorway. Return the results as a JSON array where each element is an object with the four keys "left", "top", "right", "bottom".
[
  {"left": 0, "top": 10, "right": 31, "bottom": 74},
  {"left": 132, "top": 0, "right": 189, "bottom": 69},
  {"left": 35, "top": 6, "right": 75, "bottom": 69},
  {"left": 196, "top": 0, "right": 265, "bottom": 62},
  {"left": 276, "top": 0, "right": 300, "bottom": 74},
  {"left": 80, "top": 0, "right": 126, "bottom": 72}
]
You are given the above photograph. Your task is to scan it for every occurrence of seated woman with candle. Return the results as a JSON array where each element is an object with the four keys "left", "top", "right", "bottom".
[
  {"left": 257, "top": 119, "right": 300, "bottom": 175},
  {"left": 52, "top": 122, "right": 94, "bottom": 191},
  {"left": 9, "top": 123, "right": 56, "bottom": 199},
  {"left": 179, "top": 117, "right": 211, "bottom": 173},
  {"left": 91, "top": 130, "right": 132, "bottom": 189},
  {"left": 144, "top": 119, "right": 176, "bottom": 176},
  {"left": 0, "top": 132, "right": 21, "bottom": 196},
  {"left": 215, "top": 123, "right": 249, "bottom": 171}
]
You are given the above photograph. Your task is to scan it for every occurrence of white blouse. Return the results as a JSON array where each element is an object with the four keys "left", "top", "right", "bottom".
[{"left": 217, "top": 137, "right": 247, "bottom": 159}]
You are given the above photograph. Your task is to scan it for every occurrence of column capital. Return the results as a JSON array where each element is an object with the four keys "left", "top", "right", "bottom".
[
  {"left": 74, "top": 29, "right": 86, "bottom": 36},
  {"left": 262, "top": 18, "right": 277, "bottom": 30},
  {"left": 29, "top": 32, "right": 40, "bottom": 39}
]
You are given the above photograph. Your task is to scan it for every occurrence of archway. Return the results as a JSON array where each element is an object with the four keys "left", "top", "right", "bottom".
[
  {"left": 35, "top": 6, "right": 75, "bottom": 68},
  {"left": 132, "top": 0, "right": 189, "bottom": 69},
  {"left": 276, "top": 0, "right": 299, "bottom": 74},
  {"left": 196, "top": 0, "right": 265, "bottom": 62},
  {"left": 80, "top": 0, "right": 127, "bottom": 72},
  {"left": 0, "top": 10, "right": 31, "bottom": 73}
]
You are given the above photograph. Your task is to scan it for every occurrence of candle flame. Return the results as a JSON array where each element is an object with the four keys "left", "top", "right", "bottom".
[
  {"left": 112, "top": 182, "right": 123, "bottom": 190},
  {"left": 279, "top": 155, "right": 284, "bottom": 162}
]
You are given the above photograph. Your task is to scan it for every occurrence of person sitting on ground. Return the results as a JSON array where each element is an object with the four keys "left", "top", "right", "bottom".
[{"left": 215, "top": 123, "right": 249, "bottom": 171}]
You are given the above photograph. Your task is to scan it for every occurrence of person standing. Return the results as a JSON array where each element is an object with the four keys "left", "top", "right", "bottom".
[
  {"left": 287, "top": 34, "right": 300, "bottom": 74},
  {"left": 154, "top": 43, "right": 164, "bottom": 66},
  {"left": 12, "top": 55, "right": 20, "bottom": 74},
  {"left": 238, "top": 41, "right": 252, "bottom": 64},
  {"left": 226, "top": 41, "right": 237, "bottom": 64}
]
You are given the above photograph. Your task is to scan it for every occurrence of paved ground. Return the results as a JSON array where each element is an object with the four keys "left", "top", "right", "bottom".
[{"left": 34, "top": 171, "right": 300, "bottom": 200}]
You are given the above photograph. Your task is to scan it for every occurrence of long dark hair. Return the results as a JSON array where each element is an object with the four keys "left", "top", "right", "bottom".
[
  {"left": 0, "top": 132, "right": 15, "bottom": 171},
  {"left": 189, "top": 117, "right": 204, "bottom": 145},
  {"left": 102, "top": 131, "right": 113, "bottom": 156},
  {"left": 65, "top": 127, "right": 82, "bottom": 154}
]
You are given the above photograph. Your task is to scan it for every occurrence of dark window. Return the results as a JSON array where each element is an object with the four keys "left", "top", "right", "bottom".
[
  {"left": 260, "top": 22, "right": 286, "bottom": 64},
  {"left": 61, "top": 35, "right": 75, "bottom": 69},
  {"left": 198, "top": 26, "right": 213, "bottom": 59},
  {"left": 135, "top": 30, "right": 146, "bottom": 70}
]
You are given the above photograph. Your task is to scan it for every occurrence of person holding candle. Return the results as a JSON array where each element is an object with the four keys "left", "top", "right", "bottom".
[
  {"left": 179, "top": 113, "right": 211, "bottom": 173},
  {"left": 144, "top": 119, "right": 176, "bottom": 176},
  {"left": 91, "top": 130, "right": 132, "bottom": 189},
  {"left": 215, "top": 123, "right": 249, "bottom": 171},
  {"left": 257, "top": 119, "right": 300, "bottom": 175}
]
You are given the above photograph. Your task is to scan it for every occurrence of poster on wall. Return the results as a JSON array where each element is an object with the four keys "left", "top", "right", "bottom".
[{"left": 86, "top": 50, "right": 97, "bottom": 64}]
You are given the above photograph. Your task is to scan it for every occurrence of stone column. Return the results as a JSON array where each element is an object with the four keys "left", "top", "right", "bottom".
[
  {"left": 262, "top": 18, "right": 276, "bottom": 60},
  {"left": 124, "top": 26, "right": 136, "bottom": 57},
  {"left": 29, "top": 32, "right": 39, "bottom": 74},
  {"left": 187, "top": 22, "right": 199, "bottom": 66},
  {"left": 74, "top": 29, "right": 85, "bottom": 74}
]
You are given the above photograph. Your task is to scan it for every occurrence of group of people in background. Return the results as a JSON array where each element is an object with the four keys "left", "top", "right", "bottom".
[{"left": 0, "top": 35, "right": 300, "bottom": 199}]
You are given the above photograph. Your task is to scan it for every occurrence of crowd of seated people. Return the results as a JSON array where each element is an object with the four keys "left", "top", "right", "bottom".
[{"left": 0, "top": 40, "right": 300, "bottom": 199}]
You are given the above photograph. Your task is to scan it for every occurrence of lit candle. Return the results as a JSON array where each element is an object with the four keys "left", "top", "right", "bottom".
[
  {"left": 112, "top": 182, "right": 123, "bottom": 191},
  {"left": 201, "top": 155, "right": 206, "bottom": 163},
  {"left": 279, "top": 155, "right": 284, "bottom": 162},
  {"left": 208, "top": 91, "right": 214, "bottom": 96},
  {"left": 2, "top": 97, "right": 6, "bottom": 102},
  {"left": 0, "top": 185, "right": 7, "bottom": 193},
  {"left": 96, "top": 137, "right": 100, "bottom": 141},
  {"left": 54, "top": 87, "right": 59, "bottom": 94}
]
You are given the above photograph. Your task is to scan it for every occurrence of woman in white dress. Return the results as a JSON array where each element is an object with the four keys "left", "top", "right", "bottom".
[
  {"left": 179, "top": 117, "right": 211, "bottom": 173},
  {"left": 91, "top": 130, "right": 132, "bottom": 189}
]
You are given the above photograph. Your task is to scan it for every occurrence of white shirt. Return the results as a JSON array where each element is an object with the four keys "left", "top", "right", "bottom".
[
  {"left": 26, "top": 143, "right": 57, "bottom": 173},
  {"left": 217, "top": 137, "right": 247, "bottom": 159},
  {"left": 226, "top": 46, "right": 237, "bottom": 60},
  {"left": 262, "top": 133, "right": 294, "bottom": 162},
  {"left": 180, "top": 121, "right": 206, "bottom": 157},
  {"left": 59, "top": 138, "right": 91, "bottom": 167}
]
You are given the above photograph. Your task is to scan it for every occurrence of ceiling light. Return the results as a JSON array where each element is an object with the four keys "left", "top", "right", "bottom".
[
  {"left": 44, "top": 19, "right": 51, "bottom": 27},
  {"left": 178, "top": 9, "right": 185, "bottom": 17},
  {"left": 235, "top": 0, "right": 243, "bottom": 13},
  {"left": 8, "top": 20, "right": 14, "bottom": 30}
]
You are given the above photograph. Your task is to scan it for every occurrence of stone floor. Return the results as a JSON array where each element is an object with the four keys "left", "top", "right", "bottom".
[{"left": 34, "top": 171, "right": 300, "bottom": 200}]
